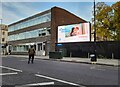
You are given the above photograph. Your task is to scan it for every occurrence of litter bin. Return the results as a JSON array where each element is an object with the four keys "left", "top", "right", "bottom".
[{"left": 90, "top": 54, "right": 97, "bottom": 62}]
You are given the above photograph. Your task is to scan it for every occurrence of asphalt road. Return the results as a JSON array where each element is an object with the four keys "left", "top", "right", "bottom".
[{"left": 1, "top": 56, "right": 119, "bottom": 87}]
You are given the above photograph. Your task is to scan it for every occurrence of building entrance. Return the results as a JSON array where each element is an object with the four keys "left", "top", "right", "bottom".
[{"left": 36, "top": 42, "right": 45, "bottom": 56}]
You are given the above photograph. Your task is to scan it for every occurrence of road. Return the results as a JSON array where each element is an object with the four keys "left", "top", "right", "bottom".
[{"left": 1, "top": 56, "right": 119, "bottom": 87}]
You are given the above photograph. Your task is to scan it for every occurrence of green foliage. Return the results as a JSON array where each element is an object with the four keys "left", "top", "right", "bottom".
[
  {"left": 92, "top": 1, "right": 120, "bottom": 41},
  {"left": 112, "top": 1, "right": 120, "bottom": 40}
]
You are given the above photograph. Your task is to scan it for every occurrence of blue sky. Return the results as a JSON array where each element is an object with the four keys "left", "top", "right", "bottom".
[{"left": 1, "top": 2, "right": 116, "bottom": 25}]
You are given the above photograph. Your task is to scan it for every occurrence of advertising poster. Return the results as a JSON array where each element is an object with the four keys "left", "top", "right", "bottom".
[{"left": 58, "top": 23, "right": 90, "bottom": 43}]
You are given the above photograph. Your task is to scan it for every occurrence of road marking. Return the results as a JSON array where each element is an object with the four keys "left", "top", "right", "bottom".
[
  {"left": 90, "top": 66, "right": 96, "bottom": 69},
  {"left": 20, "top": 59, "right": 40, "bottom": 61},
  {"left": 0, "top": 72, "right": 18, "bottom": 76},
  {"left": 96, "top": 68, "right": 105, "bottom": 71},
  {"left": 20, "top": 59, "right": 28, "bottom": 61},
  {"left": 35, "top": 74, "right": 84, "bottom": 86},
  {"left": 0, "top": 66, "right": 22, "bottom": 72},
  {"left": 16, "top": 82, "right": 54, "bottom": 87},
  {"left": 90, "top": 66, "right": 105, "bottom": 71}
]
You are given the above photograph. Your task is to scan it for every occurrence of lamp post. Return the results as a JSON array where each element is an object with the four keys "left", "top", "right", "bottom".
[
  {"left": 93, "top": 0, "right": 97, "bottom": 62},
  {"left": 0, "top": 19, "right": 2, "bottom": 55},
  {"left": 0, "top": 19, "right": 2, "bottom": 44}
]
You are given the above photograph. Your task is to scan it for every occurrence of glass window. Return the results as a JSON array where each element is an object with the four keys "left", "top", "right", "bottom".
[
  {"left": 35, "top": 17, "right": 39, "bottom": 25},
  {"left": 8, "top": 27, "right": 51, "bottom": 41},
  {"left": 8, "top": 36, "right": 11, "bottom": 41},
  {"left": 18, "top": 33, "right": 25, "bottom": 40},
  {"left": 9, "top": 35, "right": 15, "bottom": 41},
  {"left": 38, "top": 43, "right": 42, "bottom": 51},
  {"left": 2, "top": 38, "right": 5, "bottom": 42},
  {"left": 43, "top": 45, "right": 45, "bottom": 50},
  {"left": 8, "top": 26, "right": 14, "bottom": 32},
  {"left": 14, "top": 34, "right": 20, "bottom": 40},
  {"left": 13, "top": 46, "right": 16, "bottom": 51},
  {"left": 14, "top": 34, "right": 16, "bottom": 40},
  {"left": 25, "top": 31, "right": 31, "bottom": 39},
  {"left": 14, "top": 24, "right": 18, "bottom": 31},
  {"left": 8, "top": 36, "right": 10, "bottom": 41},
  {"left": 8, "top": 12, "right": 51, "bottom": 32},
  {"left": 2, "top": 31, "right": 5, "bottom": 35}
]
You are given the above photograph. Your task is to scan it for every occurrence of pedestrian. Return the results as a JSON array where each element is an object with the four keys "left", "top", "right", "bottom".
[{"left": 28, "top": 45, "right": 35, "bottom": 64}]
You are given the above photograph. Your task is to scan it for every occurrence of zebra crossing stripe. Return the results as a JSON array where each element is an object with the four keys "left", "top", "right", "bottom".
[
  {"left": 16, "top": 82, "right": 54, "bottom": 87},
  {"left": 0, "top": 72, "right": 18, "bottom": 75}
]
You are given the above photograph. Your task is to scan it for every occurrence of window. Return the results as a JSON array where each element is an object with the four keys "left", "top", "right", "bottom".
[
  {"left": 13, "top": 46, "right": 17, "bottom": 51},
  {"left": 2, "top": 38, "right": 5, "bottom": 42},
  {"left": 42, "top": 33, "right": 46, "bottom": 36},
  {"left": 8, "top": 26, "right": 14, "bottom": 32},
  {"left": 8, "top": 12, "right": 51, "bottom": 32},
  {"left": 2, "top": 32, "right": 5, "bottom": 35},
  {"left": 39, "top": 34, "right": 42, "bottom": 36},
  {"left": 47, "top": 29, "right": 51, "bottom": 34},
  {"left": 38, "top": 43, "right": 42, "bottom": 51},
  {"left": 43, "top": 45, "right": 45, "bottom": 50}
]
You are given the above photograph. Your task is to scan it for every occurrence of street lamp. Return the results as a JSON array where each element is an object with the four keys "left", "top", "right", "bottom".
[
  {"left": 90, "top": 0, "right": 97, "bottom": 63},
  {"left": 0, "top": 19, "right": 2, "bottom": 43},
  {"left": 0, "top": 19, "right": 2, "bottom": 56},
  {"left": 93, "top": 0, "right": 97, "bottom": 62}
]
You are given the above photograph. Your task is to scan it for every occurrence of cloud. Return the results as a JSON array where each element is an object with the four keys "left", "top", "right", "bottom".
[
  {"left": 2, "top": 6, "right": 22, "bottom": 25},
  {"left": 2, "top": 2, "right": 39, "bottom": 25}
]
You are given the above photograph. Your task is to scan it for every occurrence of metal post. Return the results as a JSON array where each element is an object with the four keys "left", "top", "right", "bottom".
[
  {"left": 94, "top": 0, "right": 97, "bottom": 61},
  {"left": 88, "top": 52, "right": 89, "bottom": 58},
  {"left": 112, "top": 53, "right": 114, "bottom": 59},
  {"left": 0, "top": 19, "right": 2, "bottom": 55}
]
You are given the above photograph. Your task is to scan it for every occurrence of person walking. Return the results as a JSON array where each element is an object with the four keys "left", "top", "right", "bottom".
[{"left": 28, "top": 45, "right": 35, "bottom": 64}]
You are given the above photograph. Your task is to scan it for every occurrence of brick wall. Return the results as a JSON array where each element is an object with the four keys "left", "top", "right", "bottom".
[{"left": 50, "top": 7, "right": 87, "bottom": 52}]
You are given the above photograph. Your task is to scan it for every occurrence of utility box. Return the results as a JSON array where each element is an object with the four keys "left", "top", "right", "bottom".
[{"left": 49, "top": 52, "right": 63, "bottom": 59}]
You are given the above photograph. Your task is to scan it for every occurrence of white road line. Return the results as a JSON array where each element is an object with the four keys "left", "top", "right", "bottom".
[
  {"left": 35, "top": 74, "right": 84, "bottom": 87},
  {"left": 0, "top": 66, "right": 22, "bottom": 72},
  {"left": 96, "top": 68, "right": 105, "bottom": 71},
  {"left": 20, "top": 59, "right": 39, "bottom": 61},
  {"left": 19, "top": 59, "right": 28, "bottom": 61},
  {"left": 16, "top": 82, "right": 54, "bottom": 87},
  {"left": 0, "top": 72, "right": 18, "bottom": 76},
  {"left": 90, "top": 66, "right": 105, "bottom": 71}
]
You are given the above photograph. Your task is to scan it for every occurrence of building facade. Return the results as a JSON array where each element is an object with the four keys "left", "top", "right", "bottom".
[
  {"left": 8, "top": 7, "right": 86, "bottom": 56},
  {"left": 0, "top": 24, "right": 8, "bottom": 55}
]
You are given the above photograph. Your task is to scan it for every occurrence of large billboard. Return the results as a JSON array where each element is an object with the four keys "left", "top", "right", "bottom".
[{"left": 58, "top": 23, "right": 90, "bottom": 43}]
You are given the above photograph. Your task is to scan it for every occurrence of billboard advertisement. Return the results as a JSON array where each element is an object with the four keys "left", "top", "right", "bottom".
[{"left": 58, "top": 23, "right": 90, "bottom": 43}]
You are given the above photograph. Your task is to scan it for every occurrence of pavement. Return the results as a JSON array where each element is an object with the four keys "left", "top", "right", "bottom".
[{"left": 2, "top": 55, "right": 119, "bottom": 67}]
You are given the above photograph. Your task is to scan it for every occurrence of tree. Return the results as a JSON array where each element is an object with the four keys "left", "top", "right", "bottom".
[
  {"left": 92, "top": 2, "right": 113, "bottom": 41},
  {"left": 112, "top": 1, "right": 120, "bottom": 40},
  {"left": 92, "top": 2, "right": 120, "bottom": 41}
]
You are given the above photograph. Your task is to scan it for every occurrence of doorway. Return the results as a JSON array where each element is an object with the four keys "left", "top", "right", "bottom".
[{"left": 36, "top": 42, "right": 45, "bottom": 56}]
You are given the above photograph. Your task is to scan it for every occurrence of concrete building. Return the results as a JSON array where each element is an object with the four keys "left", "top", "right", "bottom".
[
  {"left": 0, "top": 24, "right": 8, "bottom": 55},
  {"left": 8, "top": 7, "right": 86, "bottom": 56}
]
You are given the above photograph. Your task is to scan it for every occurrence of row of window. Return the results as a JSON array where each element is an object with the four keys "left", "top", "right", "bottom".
[
  {"left": 8, "top": 28, "right": 51, "bottom": 41},
  {"left": 12, "top": 45, "right": 29, "bottom": 52},
  {"left": 11, "top": 43, "right": 45, "bottom": 52},
  {"left": 8, "top": 12, "right": 51, "bottom": 32}
]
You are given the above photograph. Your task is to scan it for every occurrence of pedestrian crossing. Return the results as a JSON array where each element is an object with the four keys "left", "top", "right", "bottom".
[
  {"left": 16, "top": 82, "right": 55, "bottom": 87},
  {"left": 0, "top": 66, "right": 83, "bottom": 86}
]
